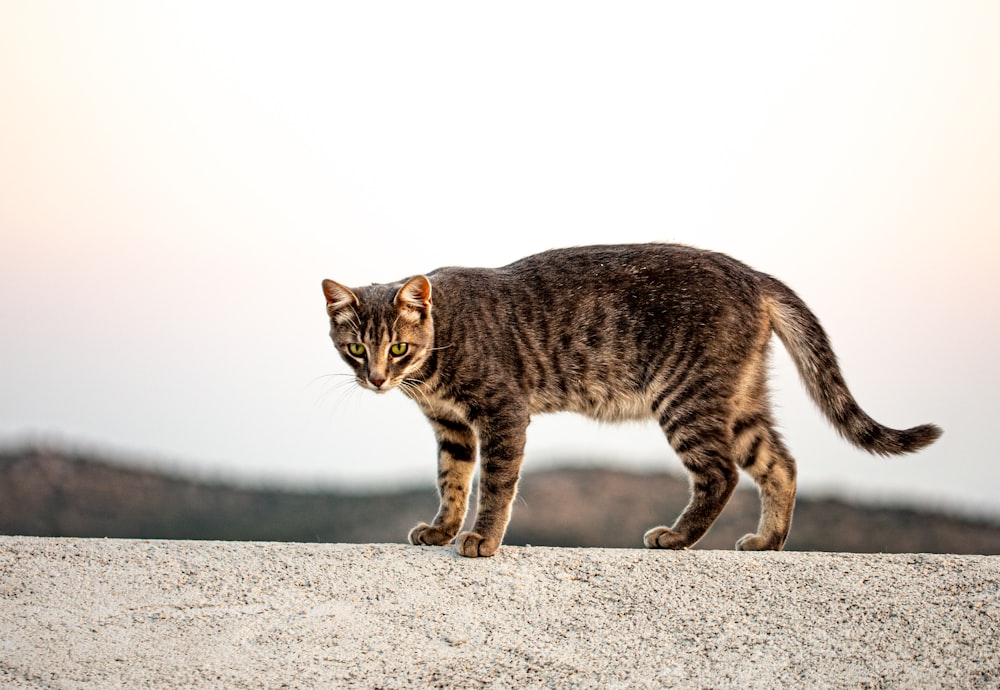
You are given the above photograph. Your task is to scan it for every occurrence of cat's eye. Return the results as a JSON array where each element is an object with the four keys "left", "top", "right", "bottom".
[
  {"left": 347, "top": 343, "right": 366, "bottom": 357},
  {"left": 389, "top": 342, "right": 409, "bottom": 357}
]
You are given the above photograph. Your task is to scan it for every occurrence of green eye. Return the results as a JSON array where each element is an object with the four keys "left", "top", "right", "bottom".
[
  {"left": 347, "top": 343, "right": 365, "bottom": 357},
  {"left": 389, "top": 342, "right": 408, "bottom": 357}
]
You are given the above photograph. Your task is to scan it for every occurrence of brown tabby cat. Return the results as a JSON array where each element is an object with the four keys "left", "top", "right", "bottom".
[{"left": 321, "top": 244, "right": 940, "bottom": 557}]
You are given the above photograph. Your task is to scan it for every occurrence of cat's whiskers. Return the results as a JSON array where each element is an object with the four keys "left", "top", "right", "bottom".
[
  {"left": 304, "top": 372, "right": 354, "bottom": 389},
  {"left": 306, "top": 371, "right": 362, "bottom": 411},
  {"left": 399, "top": 378, "right": 432, "bottom": 407}
]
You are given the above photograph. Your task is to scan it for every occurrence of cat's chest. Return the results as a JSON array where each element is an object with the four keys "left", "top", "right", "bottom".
[{"left": 409, "top": 389, "right": 475, "bottom": 427}]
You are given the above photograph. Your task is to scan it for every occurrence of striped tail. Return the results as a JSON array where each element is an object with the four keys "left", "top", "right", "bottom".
[{"left": 763, "top": 277, "right": 942, "bottom": 456}]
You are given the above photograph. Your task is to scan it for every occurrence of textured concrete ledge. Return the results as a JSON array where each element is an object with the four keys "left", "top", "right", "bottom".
[{"left": 1, "top": 537, "right": 997, "bottom": 688}]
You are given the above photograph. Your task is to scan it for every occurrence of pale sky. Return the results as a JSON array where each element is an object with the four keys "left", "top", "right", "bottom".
[{"left": 2, "top": 2, "right": 999, "bottom": 516}]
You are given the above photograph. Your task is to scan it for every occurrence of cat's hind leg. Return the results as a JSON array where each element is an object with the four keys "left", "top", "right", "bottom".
[
  {"left": 726, "top": 345, "right": 797, "bottom": 551},
  {"left": 645, "top": 398, "right": 739, "bottom": 550},
  {"left": 732, "top": 415, "right": 797, "bottom": 551},
  {"left": 408, "top": 416, "right": 478, "bottom": 548}
]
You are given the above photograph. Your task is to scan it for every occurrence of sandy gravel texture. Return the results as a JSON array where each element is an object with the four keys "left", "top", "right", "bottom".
[{"left": 1, "top": 537, "right": 997, "bottom": 689}]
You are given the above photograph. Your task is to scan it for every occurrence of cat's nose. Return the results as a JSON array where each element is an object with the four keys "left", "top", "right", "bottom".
[{"left": 371, "top": 378, "right": 385, "bottom": 388}]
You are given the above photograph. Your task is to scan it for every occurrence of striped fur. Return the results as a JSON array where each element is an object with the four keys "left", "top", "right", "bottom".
[{"left": 322, "top": 244, "right": 941, "bottom": 557}]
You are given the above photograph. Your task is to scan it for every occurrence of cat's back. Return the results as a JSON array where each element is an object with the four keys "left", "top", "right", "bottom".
[
  {"left": 433, "top": 243, "right": 752, "bottom": 287},
  {"left": 427, "top": 242, "right": 761, "bottom": 354},
  {"left": 507, "top": 242, "right": 707, "bottom": 283},
  {"left": 508, "top": 242, "right": 699, "bottom": 272},
  {"left": 428, "top": 243, "right": 761, "bottom": 315}
]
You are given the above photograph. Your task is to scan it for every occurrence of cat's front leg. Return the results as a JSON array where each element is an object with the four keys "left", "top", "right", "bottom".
[
  {"left": 408, "top": 416, "right": 478, "bottom": 547},
  {"left": 456, "top": 411, "right": 528, "bottom": 558}
]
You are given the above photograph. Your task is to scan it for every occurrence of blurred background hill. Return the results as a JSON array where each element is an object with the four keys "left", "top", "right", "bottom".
[{"left": 3, "top": 446, "right": 998, "bottom": 554}]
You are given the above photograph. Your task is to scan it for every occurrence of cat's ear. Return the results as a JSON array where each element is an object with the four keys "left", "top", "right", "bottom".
[
  {"left": 322, "top": 279, "right": 359, "bottom": 324},
  {"left": 394, "top": 275, "right": 432, "bottom": 320}
]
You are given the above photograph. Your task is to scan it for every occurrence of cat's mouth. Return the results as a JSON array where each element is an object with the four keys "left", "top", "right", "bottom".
[{"left": 361, "top": 378, "right": 393, "bottom": 394}]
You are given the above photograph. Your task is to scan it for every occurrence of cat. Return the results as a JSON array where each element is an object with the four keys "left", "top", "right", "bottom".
[{"left": 321, "top": 243, "right": 941, "bottom": 557}]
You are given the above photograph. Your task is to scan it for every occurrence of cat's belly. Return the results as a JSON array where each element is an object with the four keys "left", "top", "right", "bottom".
[{"left": 531, "top": 386, "right": 652, "bottom": 423}]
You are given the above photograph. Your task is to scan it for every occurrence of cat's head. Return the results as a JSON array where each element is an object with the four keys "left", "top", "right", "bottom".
[{"left": 321, "top": 275, "right": 434, "bottom": 394}]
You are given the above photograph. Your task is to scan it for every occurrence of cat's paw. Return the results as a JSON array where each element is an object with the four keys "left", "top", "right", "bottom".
[
  {"left": 455, "top": 531, "right": 500, "bottom": 558},
  {"left": 735, "top": 533, "right": 784, "bottom": 551},
  {"left": 643, "top": 526, "right": 691, "bottom": 550},
  {"left": 408, "top": 523, "right": 456, "bottom": 546}
]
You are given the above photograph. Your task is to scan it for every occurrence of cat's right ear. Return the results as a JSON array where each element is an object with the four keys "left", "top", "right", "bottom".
[
  {"left": 395, "top": 275, "right": 432, "bottom": 320},
  {"left": 322, "top": 279, "right": 359, "bottom": 324}
]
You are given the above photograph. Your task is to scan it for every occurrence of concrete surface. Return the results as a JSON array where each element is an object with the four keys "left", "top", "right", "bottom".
[{"left": 1, "top": 537, "right": 997, "bottom": 688}]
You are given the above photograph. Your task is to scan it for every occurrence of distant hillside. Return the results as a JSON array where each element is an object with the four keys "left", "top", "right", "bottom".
[{"left": 2, "top": 446, "right": 999, "bottom": 554}]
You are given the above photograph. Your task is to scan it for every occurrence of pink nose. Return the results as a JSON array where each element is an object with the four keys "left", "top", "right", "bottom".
[{"left": 371, "top": 378, "right": 385, "bottom": 388}]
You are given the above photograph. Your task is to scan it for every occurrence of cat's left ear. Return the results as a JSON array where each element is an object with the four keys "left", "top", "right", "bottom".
[{"left": 395, "top": 275, "right": 432, "bottom": 320}]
